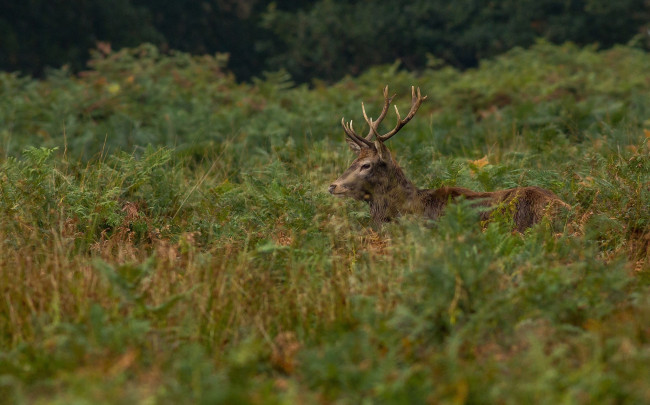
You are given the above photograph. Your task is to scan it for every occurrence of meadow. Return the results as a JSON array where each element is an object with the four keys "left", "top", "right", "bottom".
[{"left": 0, "top": 42, "right": 649, "bottom": 403}]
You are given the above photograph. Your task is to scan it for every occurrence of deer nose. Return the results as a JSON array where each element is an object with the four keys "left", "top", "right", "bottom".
[{"left": 328, "top": 184, "right": 336, "bottom": 194}]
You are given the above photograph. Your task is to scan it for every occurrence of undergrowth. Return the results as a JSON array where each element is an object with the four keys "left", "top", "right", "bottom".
[{"left": 0, "top": 42, "right": 648, "bottom": 404}]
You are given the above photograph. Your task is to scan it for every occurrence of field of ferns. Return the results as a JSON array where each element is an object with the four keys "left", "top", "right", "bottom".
[{"left": 1, "top": 42, "right": 649, "bottom": 403}]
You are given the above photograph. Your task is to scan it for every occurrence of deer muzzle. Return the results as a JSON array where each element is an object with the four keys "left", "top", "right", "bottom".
[{"left": 329, "top": 183, "right": 348, "bottom": 196}]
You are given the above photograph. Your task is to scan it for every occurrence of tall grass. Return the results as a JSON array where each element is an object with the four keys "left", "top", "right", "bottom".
[{"left": 0, "top": 41, "right": 648, "bottom": 403}]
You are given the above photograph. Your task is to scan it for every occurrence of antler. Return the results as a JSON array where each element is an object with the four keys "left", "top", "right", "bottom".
[
  {"left": 342, "top": 85, "right": 427, "bottom": 148},
  {"left": 341, "top": 118, "right": 374, "bottom": 147},
  {"left": 365, "top": 86, "right": 427, "bottom": 143},
  {"left": 361, "top": 85, "right": 394, "bottom": 140},
  {"left": 342, "top": 86, "right": 394, "bottom": 148}
]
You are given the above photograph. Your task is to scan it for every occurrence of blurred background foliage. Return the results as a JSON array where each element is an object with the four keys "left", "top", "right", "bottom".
[{"left": 1, "top": 0, "right": 649, "bottom": 82}]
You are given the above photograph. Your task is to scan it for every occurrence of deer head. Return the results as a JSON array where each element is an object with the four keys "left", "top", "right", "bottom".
[{"left": 328, "top": 86, "right": 427, "bottom": 205}]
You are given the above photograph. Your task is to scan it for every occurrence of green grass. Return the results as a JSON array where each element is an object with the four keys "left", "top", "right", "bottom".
[{"left": 0, "top": 41, "right": 649, "bottom": 404}]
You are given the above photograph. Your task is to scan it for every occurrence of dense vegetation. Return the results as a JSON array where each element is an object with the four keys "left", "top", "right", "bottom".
[
  {"left": 1, "top": 42, "right": 649, "bottom": 403},
  {"left": 2, "top": 0, "right": 649, "bottom": 81}
]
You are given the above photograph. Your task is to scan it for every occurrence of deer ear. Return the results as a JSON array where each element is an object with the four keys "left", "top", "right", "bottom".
[
  {"left": 345, "top": 136, "right": 362, "bottom": 154},
  {"left": 374, "top": 140, "right": 390, "bottom": 161}
]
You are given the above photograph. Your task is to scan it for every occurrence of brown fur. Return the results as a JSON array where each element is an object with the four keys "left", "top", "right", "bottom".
[{"left": 329, "top": 140, "right": 568, "bottom": 230}]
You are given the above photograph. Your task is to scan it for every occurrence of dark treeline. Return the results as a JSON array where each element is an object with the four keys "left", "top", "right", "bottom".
[{"left": 1, "top": 0, "right": 648, "bottom": 83}]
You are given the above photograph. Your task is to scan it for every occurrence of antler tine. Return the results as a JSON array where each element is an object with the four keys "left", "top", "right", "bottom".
[
  {"left": 361, "top": 102, "right": 378, "bottom": 139},
  {"left": 363, "top": 85, "right": 396, "bottom": 140},
  {"left": 341, "top": 117, "right": 374, "bottom": 147},
  {"left": 375, "top": 86, "right": 427, "bottom": 142}
]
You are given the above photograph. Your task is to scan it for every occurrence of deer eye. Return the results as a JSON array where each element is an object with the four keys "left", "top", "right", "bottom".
[{"left": 360, "top": 163, "right": 371, "bottom": 170}]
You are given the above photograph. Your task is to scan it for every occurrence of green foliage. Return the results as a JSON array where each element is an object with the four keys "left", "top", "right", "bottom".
[
  {"left": 0, "top": 144, "right": 185, "bottom": 251},
  {"left": 2, "top": 0, "right": 649, "bottom": 83},
  {"left": 261, "top": 0, "right": 650, "bottom": 82},
  {"left": 0, "top": 43, "right": 649, "bottom": 403},
  {"left": 0, "top": 0, "right": 270, "bottom": 80}
]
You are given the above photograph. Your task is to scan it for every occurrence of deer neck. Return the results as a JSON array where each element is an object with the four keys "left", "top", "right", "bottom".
[{"left": 368, "top": 165, "right": 419, "bottom": 223}]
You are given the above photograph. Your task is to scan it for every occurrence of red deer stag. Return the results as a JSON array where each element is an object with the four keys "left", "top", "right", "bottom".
[{"left": 328, "top": 85, "right": 569, "bottom": 231}]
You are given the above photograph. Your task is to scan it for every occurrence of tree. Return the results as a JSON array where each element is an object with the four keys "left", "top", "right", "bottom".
[{"left": 0, "top": 0, "right": 161, "bottom": 76}]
